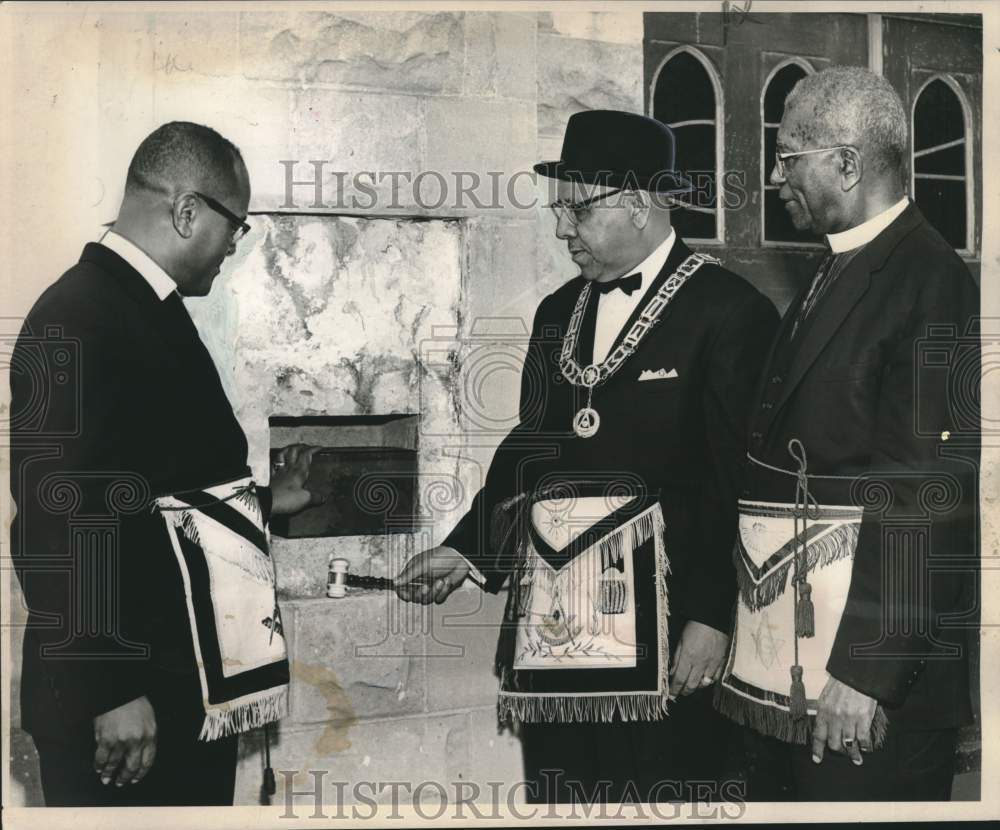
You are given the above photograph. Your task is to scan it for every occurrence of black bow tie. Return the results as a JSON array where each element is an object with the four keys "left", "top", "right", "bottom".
[{"left": 593, "top": 272, "right": 642, "bottom": 296}]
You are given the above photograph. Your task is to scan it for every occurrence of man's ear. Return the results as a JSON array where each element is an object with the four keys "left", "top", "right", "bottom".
[
  {"left": 171, "top": 192, "right": 198, "bottom": 239},
  {"left": 629, "top": 190, "right": 652, "bottom": 229},
  {"left": 840, "top": 147, "right": 863, "bottom": 193}
]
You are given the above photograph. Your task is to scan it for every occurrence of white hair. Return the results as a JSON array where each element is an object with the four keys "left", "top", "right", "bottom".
[{"left": 785, "top": 66, "right": 907, "bottom": 176}]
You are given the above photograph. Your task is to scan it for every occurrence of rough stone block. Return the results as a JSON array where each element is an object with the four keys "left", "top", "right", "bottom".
[
  {"left": 423, "top": 98, "right": 537, "bottom": 215},
  {"left": 241, "top": 716, "right": 465, "bottom": 809},
  {"left": 537, "top": 34, "right": 644, "bottom": 138},
  {"left": 287, "top": 90, "right": 424, "bottom": 213},
  {"left": 152, "top": 11, "right": 240, "bottom": 79},
  {"left": 151, "top": 79, "right": 292, "bottom": 213},
  {"left": 96, "top": 12, "right": 157, "bottom": 213},
  {"left": 425, "top": 588, "right": 507, "bottom": 711},
  {"left": 463, "top": 13, "right": 537, "bottom": 100},
  {"left": 458, "top": 711, "right": 525, "bottom": 798},
  {"left": 239, "top": 11, "right": 464, "bottom": 93},
  {"left": 464, "top": 217, "right": 542, "bottom": 327},
  {"left": 458, "top": 223, "right": 540, "bottom": 438},
  {"left": 538, "top": 10, "right": 644, "bottom": 44},
  {"left": 286, "top": 595, "right": 426, "bottom": 724}
]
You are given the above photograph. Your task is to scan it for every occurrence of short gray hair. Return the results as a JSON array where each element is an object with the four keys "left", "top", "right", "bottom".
[{"left": 784, "top": 66, "right": 907, "bottom": 176}]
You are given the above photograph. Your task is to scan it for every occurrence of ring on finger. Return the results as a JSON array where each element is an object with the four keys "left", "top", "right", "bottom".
[{"left": 701, "top": 675, "right": 714, "bottom": 686}]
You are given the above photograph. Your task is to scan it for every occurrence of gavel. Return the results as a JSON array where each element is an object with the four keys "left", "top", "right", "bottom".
[{"left": 327, "top": 557, "right": 409, "bottom": 597}]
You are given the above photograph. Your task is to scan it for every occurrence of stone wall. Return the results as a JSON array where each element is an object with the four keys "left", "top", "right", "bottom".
[{"left": 4, "top": 7, "right": 645, "bottom": 807}]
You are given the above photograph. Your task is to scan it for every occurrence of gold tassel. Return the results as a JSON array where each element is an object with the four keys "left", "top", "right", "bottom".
[
  {"left": 795, "top": 582, "right": 815, "bottom": 638},
  {"left": 789, "top": 665, "right": 808, "bottom": 719}
]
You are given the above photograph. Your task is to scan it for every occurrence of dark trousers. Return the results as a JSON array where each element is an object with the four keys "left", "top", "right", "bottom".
[
  {"left": 32, "top": 677, "right": 238, "bottom": 807},
  {"left": 519, "top": 685, "right": 735, "bottom": 804},
  {"left": 740, "top": 725, "right": 958, "bottom": 801}
]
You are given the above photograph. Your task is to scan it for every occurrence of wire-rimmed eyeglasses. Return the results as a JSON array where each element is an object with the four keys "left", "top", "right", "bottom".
[
  {"left": 773, "top": 145, "right": 856, "bottom": 179},
  {"left": 548, "top": 187, "right": 625, "bottom": 226}
]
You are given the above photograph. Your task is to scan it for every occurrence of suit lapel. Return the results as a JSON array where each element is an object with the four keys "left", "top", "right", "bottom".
[
  {"left": 771, "top": 255, "right": 871, "bottom": 414},
  {"left": 769, "top": 203, "right": 922, "bottom": 417},
  {"left": 603, "top": 237, "right": 695, "bottom": 358}
]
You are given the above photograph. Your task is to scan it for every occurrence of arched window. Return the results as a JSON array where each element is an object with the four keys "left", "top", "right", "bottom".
[
  {"left": 761, "top": 60, "right": 816, "bottom": 245},
  {"left": 650, "top": 48, "right": 722, "bottom": 242},
  {"left": 912, "top": 77, "right": 972, "bottom": 252}
]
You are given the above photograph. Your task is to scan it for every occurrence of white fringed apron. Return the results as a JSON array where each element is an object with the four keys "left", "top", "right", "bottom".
[{"left": 154, "top": 476, "right": 289, "bottom": 740}]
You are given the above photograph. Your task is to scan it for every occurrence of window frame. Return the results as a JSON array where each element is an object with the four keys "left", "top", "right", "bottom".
[
  {"left": 759, "top": 57, "right": 824, "bottom": 250},
  {"left": 911, "top": 73, "right": 975, "bottom": 257},
  {"left": 648, "top": 45, "right": 725, "bottom": 246}
]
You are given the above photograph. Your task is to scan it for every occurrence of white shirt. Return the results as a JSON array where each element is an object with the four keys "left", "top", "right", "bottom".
[
  {"left": 826, "top": 197, "right": 909, "bottom": 254},
  {"left": 592, "top": 229, "right": 675, "bottom": 363},
  {"left": 100, "top": 230, "right": 180, "bottom": 302}
]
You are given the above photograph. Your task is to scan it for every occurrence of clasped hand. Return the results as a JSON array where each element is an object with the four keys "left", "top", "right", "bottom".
[{"left": 395, "top": 546, "right": 470, "bottom": 604}]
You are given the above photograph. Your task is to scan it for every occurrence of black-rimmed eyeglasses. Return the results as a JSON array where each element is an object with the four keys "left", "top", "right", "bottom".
[
  {"left": 193, "top": 191, "right": 251, "bottom": 242},
  {"left": 548, "top": 187, "right": 625, "bottom": 226}
]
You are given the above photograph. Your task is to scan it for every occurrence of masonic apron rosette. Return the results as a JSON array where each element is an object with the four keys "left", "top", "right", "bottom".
[
  {"left": 492, "top": 487, "right": 671, "bottom": 723},
  {"left": 154, "top": 476, "right": 289, "bottom": 740},
  {"left": 716, "top": 447, "right": 888, "bottom": 745}
]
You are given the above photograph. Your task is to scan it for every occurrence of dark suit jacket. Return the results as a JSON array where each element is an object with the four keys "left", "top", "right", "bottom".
[
  {"left": 445, "top": 238, "right": 779, "bottom": 634},
  {"left": 10, "top": 242, "right": 265, "bottom": 739},
  {"left": 744, "top": 203, "right": 979, "bottom": 730}
]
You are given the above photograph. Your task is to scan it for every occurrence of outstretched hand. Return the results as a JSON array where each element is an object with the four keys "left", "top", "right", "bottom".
[
  {"left": 395, "top": 546, "right": 470, "bottom": 604},
  {"left": 270, "top": 444, "right": 324, "bottom": 516}
]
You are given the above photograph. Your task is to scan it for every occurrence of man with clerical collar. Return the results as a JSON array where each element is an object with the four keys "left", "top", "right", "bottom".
[
  {"left": 397, "top": 109, "right": 779, "bottom": 803},
  {"left": 714, "top": 66, "right": 979, "bottom": 801}
]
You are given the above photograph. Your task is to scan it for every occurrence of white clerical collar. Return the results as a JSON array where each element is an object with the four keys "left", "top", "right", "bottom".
[
  {"left": 826, "top": 197, "right": 909, "bottom": 254},
  {"left": 629, "top": 228, "right": 676, "bottom": 289},
  {"left": 100, "top": 230, "right": 179, "bottom": 301}
]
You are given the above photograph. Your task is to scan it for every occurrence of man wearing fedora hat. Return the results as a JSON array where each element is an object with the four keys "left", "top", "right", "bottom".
[{"left": 397, "top": 110, "right": 778, "bottom": 802}]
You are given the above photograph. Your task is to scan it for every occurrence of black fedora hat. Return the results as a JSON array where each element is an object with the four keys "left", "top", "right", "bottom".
[{"left": 534, "top": 109, "right": 692, "bottom": 194}]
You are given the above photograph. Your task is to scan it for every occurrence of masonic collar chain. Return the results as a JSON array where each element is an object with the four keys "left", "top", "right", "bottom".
[{"left": 559, "top": 252, "right": 715, "bottom": 438}]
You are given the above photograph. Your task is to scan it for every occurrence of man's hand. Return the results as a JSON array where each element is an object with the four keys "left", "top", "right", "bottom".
[
  {"left": 812, "top": 676, "right": 877, "bottom": 766},
  {"left": 395, "top": 546, "right": 470, "bottom": 604},
  {"left": 669, "top": 620, "right": 729, "bottom": 697},
  {"left": 270, "top": 444, "right": 323, "bottom": 516},
  {"left": 93, "top": 695, "right": 157, "bottom": 787}
]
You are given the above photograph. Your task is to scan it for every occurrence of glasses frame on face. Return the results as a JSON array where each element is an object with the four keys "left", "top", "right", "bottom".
[
  {"left": 548, "top": 187, "right": 626, "bottom": 227},
  {"left": 192, "top": 191, "right": 251, "bottom": 243},
  {"left": 773, "top": 145, "right": 857, "bottom": 180}
]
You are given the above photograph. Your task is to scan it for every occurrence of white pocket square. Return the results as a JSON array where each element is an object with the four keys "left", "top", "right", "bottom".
[{"left": 638, "top": 368, "right": 679, "bottom": 381}]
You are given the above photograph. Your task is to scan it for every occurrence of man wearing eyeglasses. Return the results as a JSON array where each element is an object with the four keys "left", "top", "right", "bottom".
[
  {"left": 397, "top": 109, "right": 778, "bottom": 802},
  {"left": 10, "top": 121, "right": 317, "bottom": 806},
  {"left": 715, "top": 67, "right": 979, "bottom": 801}
]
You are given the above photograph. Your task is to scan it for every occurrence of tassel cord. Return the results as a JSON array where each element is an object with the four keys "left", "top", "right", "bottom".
[{"left": 788, "top": 438, "right": 819, "bottom": 717}]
